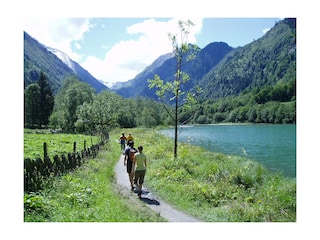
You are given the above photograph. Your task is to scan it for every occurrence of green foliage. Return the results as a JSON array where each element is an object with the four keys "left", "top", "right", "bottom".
[
  {"left": 24, "top": 133, "right": 164, "bottom": 222},
  {"left": 50, "top": 76, "right": 95, "bottom": 132},
  {"left": 76, "top": 90, "right": 123, "bottom": 133},
  {"left": 148, "top": 19, "right": 201, "bottom": 158},
  {"left": 181, "top": 79, "right": 296, "bottom": 124},
  {"left": 47, "top": 75, "right": 170, "bottom": 133},
  {"left": 24, "top": 83, "right": 41, "bottom": 127},
  {"left": 38, "top": 72, "right": 54, "bottom": 126},
  {"left": 24, "top": 193, "right": 50, "bottom": 216},
  {"left": 24, "top": 72, "right": 54, "bottom": 128},
  {"left": 124, "top": 128, "right": 296, "bottom": 222},
  {"left": 24, "top": 128, "right": 296, "bottom": 222}
]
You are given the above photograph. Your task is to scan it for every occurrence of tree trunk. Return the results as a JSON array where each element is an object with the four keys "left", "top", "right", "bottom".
[
  {"left": 174, "top": 89, "right": 178, "bottom": 159},
  {"left": 174, "top": 55, "right": 182, "bottom": 160}
]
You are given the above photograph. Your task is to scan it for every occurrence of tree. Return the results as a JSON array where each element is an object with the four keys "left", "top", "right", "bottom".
[
  {"left": 51, "top": 76, "right": 95, "bottom": 132},
  {"left": 148, "top": 19, "right": 200, "bottom": 159},
  {"left": 76, "top": 90, "right": 125, "bottom": 134},
  {"left": 24, "top": 72, "right": 54, "bottom": 128},
  {"left": 24, "top": 83, "right": 41, "bottom": 127},
  {"left": 38, "top": 72, "right": 54, "bottom": 127}
]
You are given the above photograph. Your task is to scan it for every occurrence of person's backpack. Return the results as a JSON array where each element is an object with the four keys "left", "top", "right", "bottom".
[
  {"left": 129, "top": 148, "right": 136, "bottom": 162},
  {"left": 126, "top": 147, "right": 136, "bottom": 162}
]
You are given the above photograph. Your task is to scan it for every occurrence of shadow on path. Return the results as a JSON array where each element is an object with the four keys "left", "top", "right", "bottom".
[
  {"left": 132, "top": 188, "right": 160, "bottom": 205},
  {"left": 140, "top": 197, "right": 160, "bottom": 205},
  {"left": 115, "top": 154, "right": 201, "bottom": 222}
]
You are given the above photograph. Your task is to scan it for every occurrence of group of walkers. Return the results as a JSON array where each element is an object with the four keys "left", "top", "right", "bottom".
[{"left": 119, "top": 133, "right": 147, "bottom": 199}]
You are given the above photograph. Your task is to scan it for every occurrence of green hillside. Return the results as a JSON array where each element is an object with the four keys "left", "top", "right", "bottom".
[
  {"left": 184, "top": 18, "right": 296, "bottom": 124},
  {"left": 198, "top": 18, "right": 296, "bottom": 99}
]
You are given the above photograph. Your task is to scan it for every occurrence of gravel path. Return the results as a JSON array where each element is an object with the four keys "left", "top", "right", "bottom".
[{"left": 114, "top": 154, "right": 202, "bottom": 222}]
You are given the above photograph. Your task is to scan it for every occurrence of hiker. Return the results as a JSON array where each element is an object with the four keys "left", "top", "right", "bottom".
[
  {"left": 133, "top": 145, "right": 147, "bottom": 199},
  {"left": 124, "top": 140, "right": 137, "bottom": 191},
  {"left": 119, "top": 133, "right": 127, "bottom": 153},
  {"left": 126, "top": 133, "right": 134, "bottom": 146}
]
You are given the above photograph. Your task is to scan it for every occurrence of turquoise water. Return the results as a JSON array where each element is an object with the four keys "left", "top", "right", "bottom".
[{"left": 159, "top": 124, "right": 296, "bottom": 178}]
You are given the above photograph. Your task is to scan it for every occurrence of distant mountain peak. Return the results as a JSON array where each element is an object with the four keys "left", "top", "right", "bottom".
[{"left": 114, "top": 41, "right": 234, "bottom": 99}]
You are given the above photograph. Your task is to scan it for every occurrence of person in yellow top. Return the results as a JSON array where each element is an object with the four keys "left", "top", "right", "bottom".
[
  {"left": 126, "top": 133, "right": 134, "bottom": 145},
  {"left": 133, "top": 145, "right": 147, "bottom": 199}
]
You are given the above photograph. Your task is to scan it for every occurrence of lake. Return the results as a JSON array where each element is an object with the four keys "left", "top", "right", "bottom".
[{"left": 159, "top": 124, "right": 296, "bottom": 178}]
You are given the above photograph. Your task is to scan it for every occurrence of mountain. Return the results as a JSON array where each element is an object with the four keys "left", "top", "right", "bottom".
[
  {"left": 47, "top": 47, "right": 109, "bottom": 93},
  {"left": 114, "top": 42, "right": 234, "bottom": 99},
  {"left": 114, "top": 18, "right": 295, "bottom": 103},
  {"left": 24, "top": 31, "right": 109, "bottom": 93},
  {"left": 24, "top": 17, "right": 295, "bottom": 104},
  {"left": 197, "top": 18, "right": 296, "bottom": 100},
  {"left": 111, "top": 52, "right": 174, "bottom": 90}
]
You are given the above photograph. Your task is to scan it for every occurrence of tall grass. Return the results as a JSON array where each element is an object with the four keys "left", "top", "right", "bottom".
[
  {"left": 113, "top": 128, "right": 296, "bottom": 222},
  {"left": 24, "top": 134, "right": 165, "bottom": 222}
]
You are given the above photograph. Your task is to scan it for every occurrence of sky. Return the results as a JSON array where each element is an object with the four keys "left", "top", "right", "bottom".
[{"left": 24, "top": 17, "right": 281, "bottom": 87}]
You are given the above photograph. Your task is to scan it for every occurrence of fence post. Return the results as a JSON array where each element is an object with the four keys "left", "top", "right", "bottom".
[
  {"left": 73, "top": 142, "right": 76, "bottom": 153},
  {"left": 84, "top": 140, "right": 86, "bottom": 150},
  {"left": 44, "top": 142, "right": 48, "bottom": 159}
]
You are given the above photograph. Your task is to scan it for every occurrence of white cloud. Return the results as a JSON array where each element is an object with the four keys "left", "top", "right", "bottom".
[
  {"left": 24, "top": 18, "right": 203, "bottom": 88},
  {"left": 24, "top": 18, "right": 91, "bottom": 61},
  {"left": 82, "top": 18, "right": 203, "bottom": 87}
]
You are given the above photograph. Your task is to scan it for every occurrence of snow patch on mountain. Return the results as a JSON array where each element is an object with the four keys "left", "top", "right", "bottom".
[{"left": 46, "top": 47, "right": 76, "bottom": 73}]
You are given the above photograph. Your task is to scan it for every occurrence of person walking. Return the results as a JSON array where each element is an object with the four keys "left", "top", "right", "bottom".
[
  {"left": 124, "top": 140, "right": 137, "bottom": 191},
  {"left": 126, "top": 133, "right": 134, "bottom": 146},
  {"left": 133, "top": 145, "right": 147, "bottom": 199},
  {"left": 119, "top": 133, "right": 127, "bottom": 153}
]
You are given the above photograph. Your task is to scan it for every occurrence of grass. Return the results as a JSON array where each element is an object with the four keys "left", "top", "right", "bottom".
[
  {"left": 24, "top": 127, "right": 296, "bottom": 222},
  {"left": 24, "top": 129, "right": 100, "bottom": 159},
  {"left": 111, "top": 128, "right": 296, "bottom": 222},
  {"left": 24, "top": 130, "right": 165, "bottom": 222}
]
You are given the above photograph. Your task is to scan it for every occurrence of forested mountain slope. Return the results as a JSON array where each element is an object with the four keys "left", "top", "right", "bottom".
[
  {"left": 24, "top": 32, "right": 109, "bottom": 93},
  {"left": 197, "top": 18, "right": 296, "bottom": 99},
  {"left": 187, "top": 18, "right": 296, "bottom": 124},
  {"left": 24, "top": 32, "right": 73, "bottom": 92}
]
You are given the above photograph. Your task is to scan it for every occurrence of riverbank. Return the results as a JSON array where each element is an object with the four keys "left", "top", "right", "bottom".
[
  {"left": 113, "top": 127, "right": 296, "bottom": 221},
  {"left": 158, "top": 124, "right": 296, "bottom": 177}
]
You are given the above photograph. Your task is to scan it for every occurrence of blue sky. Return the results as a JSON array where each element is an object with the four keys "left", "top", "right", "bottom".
[{"left": 24, "top": 17, "right": 281, "bottom": 87}]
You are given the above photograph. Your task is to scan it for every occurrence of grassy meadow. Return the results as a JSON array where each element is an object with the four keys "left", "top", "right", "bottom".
[
  {"left": 24, "top": 128, "right": 296, "bottom": 222},
  {"left": 24, "top": 129, "right": 101, "bottom": 159}
]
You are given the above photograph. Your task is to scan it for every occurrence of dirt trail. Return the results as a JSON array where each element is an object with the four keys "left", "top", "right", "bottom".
[{"left": 114, "top": 154, "right": 201, "bottom": 222}]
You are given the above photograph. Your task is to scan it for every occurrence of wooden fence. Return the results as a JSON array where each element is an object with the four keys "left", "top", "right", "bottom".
[{"left": 24, "top": 140, "right": 106, "bottom": 193}]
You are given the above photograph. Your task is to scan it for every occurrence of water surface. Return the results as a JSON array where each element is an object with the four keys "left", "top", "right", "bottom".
[{"left": 159, "top": 124, "right": 296, "bottom": 178}]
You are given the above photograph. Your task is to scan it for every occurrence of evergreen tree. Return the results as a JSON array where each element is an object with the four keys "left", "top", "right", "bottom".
[
  {"left": 38, "top": 72, "right": 54, "bottom": 127},
  {"left": 24, "top": 83, "right": 41, "bottom": 127}
]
